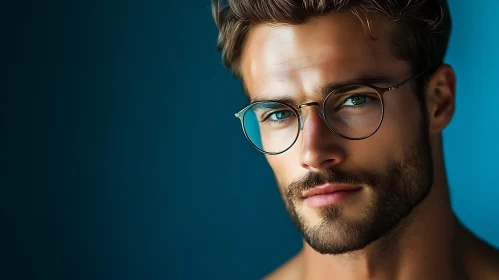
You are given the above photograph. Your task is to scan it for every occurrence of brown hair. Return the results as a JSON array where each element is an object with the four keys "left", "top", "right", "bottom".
[{"left": 212, "top": 0, "right": 451, "bottom": 79}]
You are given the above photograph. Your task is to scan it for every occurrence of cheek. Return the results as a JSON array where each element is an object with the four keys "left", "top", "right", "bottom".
[
  {"left": 266, "top": 147, "right": 303, "bottom": 186},
  {"left": 385, "top": 90, "right": 424, "bottom": 140},
  {"left": 363, "top": 92, "right": 423, "bottom": 160},
  {"left": 344, "top": 93, "right": 422, "bottom": 168}
]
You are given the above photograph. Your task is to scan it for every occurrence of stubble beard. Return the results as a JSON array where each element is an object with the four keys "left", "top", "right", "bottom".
[{"left": 278, "top": 118, "right": 434, "bottom": 255}]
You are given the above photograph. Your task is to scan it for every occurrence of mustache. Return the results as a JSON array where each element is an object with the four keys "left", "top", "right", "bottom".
[{"left": 287, "top": 168, "right": 379, "bottom": 197}]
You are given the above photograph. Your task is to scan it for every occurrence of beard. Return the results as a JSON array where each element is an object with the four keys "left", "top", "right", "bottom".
[{"left": 278, "top": 116, "right": 434, "bottom": 255}]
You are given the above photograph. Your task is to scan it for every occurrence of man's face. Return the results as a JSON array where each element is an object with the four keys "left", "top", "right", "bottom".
[{"left": 240, "top": 12, "right": 434, "bottom": 255}]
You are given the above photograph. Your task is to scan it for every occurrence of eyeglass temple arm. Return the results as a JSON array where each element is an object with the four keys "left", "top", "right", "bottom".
[
  {"left": 388, "top": 68, "right": 431, "bottom": 91},
  {"left": 235, "top": 107, "right": 246, "bottom": 119}
]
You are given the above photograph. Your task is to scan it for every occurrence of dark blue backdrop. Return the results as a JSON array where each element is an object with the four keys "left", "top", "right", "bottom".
[{"left": 1, "top": 1, "right": 498, "bottom": 279}]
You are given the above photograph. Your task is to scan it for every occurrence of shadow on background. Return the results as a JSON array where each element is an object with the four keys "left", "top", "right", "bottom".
[{"left": 1, "top": 0, "right": 497, "bottom": 279}]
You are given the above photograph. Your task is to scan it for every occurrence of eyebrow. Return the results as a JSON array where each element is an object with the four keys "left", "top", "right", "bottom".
[{"left": 249, "top": 74, "right": 395, "bottom": 104}]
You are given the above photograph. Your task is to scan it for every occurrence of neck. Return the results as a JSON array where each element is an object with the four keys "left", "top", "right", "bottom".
[{"left": 301, "top": 146, "right": 468, "bottom": 280}]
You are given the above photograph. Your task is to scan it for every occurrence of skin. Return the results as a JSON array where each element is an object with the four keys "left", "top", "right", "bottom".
[{"left": 238, "top": 11, "right": 499, "bottom": 280}]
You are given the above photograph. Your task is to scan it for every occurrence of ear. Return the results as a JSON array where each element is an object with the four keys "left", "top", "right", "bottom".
[{"left": 424, "top": 64, "right": 456, "bottom": 134}]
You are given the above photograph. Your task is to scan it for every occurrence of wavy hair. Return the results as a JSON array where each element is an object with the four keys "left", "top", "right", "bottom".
[{"left": 212, "top": 0, "right": 451, "bottom": 79}]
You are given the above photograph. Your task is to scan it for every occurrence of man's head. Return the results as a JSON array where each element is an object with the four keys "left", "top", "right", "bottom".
[{"left": 213, "top": 0, "right": 455, "bottom": 255}]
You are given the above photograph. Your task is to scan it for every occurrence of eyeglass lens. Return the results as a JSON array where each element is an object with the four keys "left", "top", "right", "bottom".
[{"left": 242, "top": 85, "right": 383, "bottom": 154}]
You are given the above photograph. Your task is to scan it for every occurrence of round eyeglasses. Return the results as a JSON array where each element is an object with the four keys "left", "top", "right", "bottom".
[{"left": 234, "top": 70, "right": 428, "bottom": 155}]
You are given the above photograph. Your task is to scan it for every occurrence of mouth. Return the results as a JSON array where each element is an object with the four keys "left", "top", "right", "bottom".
[{"left": 302, "top": 184, "right": 362, "bottom": 208}]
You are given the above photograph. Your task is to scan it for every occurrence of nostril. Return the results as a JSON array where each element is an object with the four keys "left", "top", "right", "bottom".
[{"left": 321, "top": 159, "right": 336, "bottom": 167}]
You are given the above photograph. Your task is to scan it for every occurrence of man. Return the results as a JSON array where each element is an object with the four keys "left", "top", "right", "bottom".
[{"left": 212, "top": 0, "right": 499, "bottom": 279}]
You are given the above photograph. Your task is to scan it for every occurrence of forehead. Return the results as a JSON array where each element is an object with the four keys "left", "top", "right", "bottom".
[{"left": 240, "top": 12, "right": 407, "bottom": 100}]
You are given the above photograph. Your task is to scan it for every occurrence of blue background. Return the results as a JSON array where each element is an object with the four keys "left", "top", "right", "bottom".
[{"left": 1, "top": 1, "right": 497, "bottom": 279}]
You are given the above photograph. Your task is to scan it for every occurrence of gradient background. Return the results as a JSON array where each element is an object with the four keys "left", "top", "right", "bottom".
[{"left": 1, "top": 1, "right": 498, "bottom": 279}]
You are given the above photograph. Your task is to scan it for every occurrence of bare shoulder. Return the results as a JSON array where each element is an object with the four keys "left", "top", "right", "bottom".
[
  {"left": 460, "top": 226, "right": 499, "bottom": 279},
  {"left": 262, "top": 252, "right": 304, "bottom": 280},
  {"left": 470, "top": 240, "right": 499, "bottom": 279},
  {"left": 479, "top": 240, "right": 499, "bottom": 278}
]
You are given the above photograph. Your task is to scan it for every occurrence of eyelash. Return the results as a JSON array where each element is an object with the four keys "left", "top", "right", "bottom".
[{"left": 261, "top": 110, "right": 292, "bottom": 122}]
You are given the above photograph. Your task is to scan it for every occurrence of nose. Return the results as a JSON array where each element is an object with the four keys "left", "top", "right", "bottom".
[{"left": 298, "top": 104, "right": 345, "bottom": 172}]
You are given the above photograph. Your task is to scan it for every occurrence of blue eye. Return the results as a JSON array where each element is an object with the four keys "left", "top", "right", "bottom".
[
  {"left": 343, "top": 95, "right": 367, "bottom": 106},
  {"left": 269, "top": 110, "right": 293, "bottom": 121}
]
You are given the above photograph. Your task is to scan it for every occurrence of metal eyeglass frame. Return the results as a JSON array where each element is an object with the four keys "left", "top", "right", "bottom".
[{"left": 235, "top": 69, "right": 429, "bottom": 155}]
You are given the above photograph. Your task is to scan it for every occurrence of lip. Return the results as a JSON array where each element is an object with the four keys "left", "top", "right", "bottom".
[
  {"left": 302, "top": 184, "right": 362, "bottom": 208},
  {"left": 302, "top": 184, "right": 361, "bottom": 198}
]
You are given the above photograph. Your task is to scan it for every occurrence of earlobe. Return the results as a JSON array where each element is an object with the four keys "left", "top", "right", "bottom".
[{"left": 425, "top": 65, "right": 456, "bottom": 134}]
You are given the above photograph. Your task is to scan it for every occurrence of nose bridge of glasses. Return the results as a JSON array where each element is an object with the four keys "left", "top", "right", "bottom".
[{"left": 298, "top": 102, "right": 326, "bottom": 130}]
